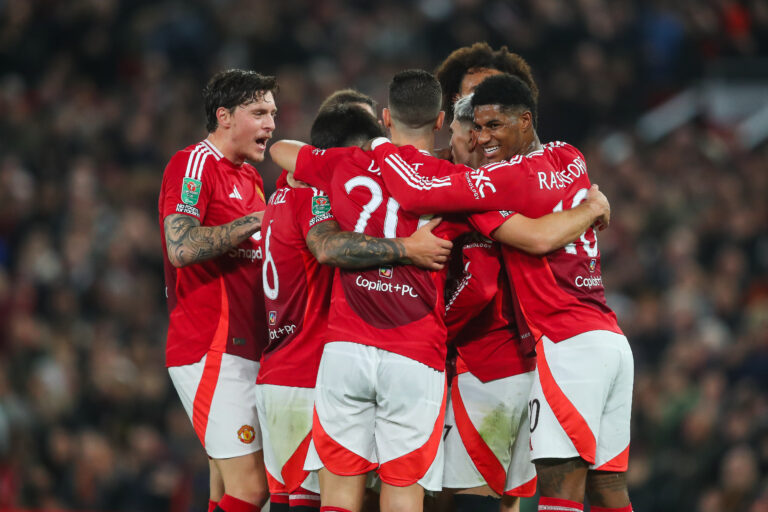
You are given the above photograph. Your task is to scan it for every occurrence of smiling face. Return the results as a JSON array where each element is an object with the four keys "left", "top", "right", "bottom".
[
  {"left": 473, "top": 104, "right": 532, "bottom": 163},
  {"left": 224, "top": 91, "right": 277, "bottom": 164}
]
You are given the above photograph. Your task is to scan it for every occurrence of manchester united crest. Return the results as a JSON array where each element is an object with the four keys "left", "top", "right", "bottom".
[{"left": 237, "top": 424, "right": 256, "bottom": 444}]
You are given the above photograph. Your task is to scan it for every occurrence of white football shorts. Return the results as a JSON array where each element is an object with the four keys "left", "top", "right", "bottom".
[
  {"left": 528, "top": 331, "right": 633, "bottom": 470},
  {"left": 443, "top": 371, "right": 536, "bottom": 496},
  {"left": 255, "top": 383, "right": 319, "bottom": 494},
  {"left": 304, "top": 342, "right": 446, "bottom": 491},
  {"left": 169, "top": 351, "right": 262, "bottom": 458}
]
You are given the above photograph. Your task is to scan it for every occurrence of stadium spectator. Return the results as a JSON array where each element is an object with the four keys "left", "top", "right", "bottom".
[{"left": 0, "top": 2, "right": 766, "bottom": 512}]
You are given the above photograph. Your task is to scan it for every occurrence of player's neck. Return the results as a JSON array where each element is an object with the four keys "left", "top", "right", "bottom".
[
  {"left": 391, "top": 131, "right": 435, "bottom": 154},
  {"left": 526, "top": 133, "right": 543, "bottom": 154},
  {"left": 206, "top": 133, "right": 244, "bottom": 166}
]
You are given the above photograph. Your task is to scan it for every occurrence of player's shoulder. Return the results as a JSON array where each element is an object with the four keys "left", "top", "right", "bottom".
[
  {"left": 165, "top": 140, "right": 223, "bottom": 180},
  {"left": 542, "top": 140, "right": 583, "bottom": 158}
]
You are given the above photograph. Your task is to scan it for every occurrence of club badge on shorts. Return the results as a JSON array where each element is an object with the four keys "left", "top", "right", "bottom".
[
  {"left": 237, "top": 425, "right": 256, "bottom": 444},
  {"left": 182, "top": 177, "right": 202, "bottom": 205},
  {"left": 311, "top": 195, "right": 330, "bottom": 215}
]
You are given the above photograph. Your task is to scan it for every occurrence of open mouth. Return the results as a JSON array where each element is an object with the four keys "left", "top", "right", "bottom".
[
  {"left": 254, "top": 137, "right": 270, "bottom": 151},
  {"left": 483, "top": 145, "right": 500, "bottom": 157}
]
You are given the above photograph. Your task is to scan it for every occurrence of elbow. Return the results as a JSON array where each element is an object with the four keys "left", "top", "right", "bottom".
[
  {"left": 313, "top": 250, "right": 333, "bottom": 266},
  {"left": 527, "top": 236, "right": 556, "bottom": 256}
]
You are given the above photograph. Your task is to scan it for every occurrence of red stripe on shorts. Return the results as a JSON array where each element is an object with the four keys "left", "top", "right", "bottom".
[
  {"left": 449, "top": 376, "right": 506, "bottom": 495},
  {"left": 536, "top": 338, "right": 596, "bottom": 464},
  {"left": 281, "top": 431, "right": 313, "bottom": 493},
  {"left": 504, "top": 475, "right": 537, "bottom": 497},
  {"left": 594, "top": 444, "right": 629, "bottom": 472},
  {"left": 191, "top": 277, "right": 230, "bottom": 446},
  {"left": 312, "top": 407, "right": 378, "bottom": 476},
  {"left": 377, "top": 378, "right": 448, "bottom": 487},
  {"left": 266, "top": 470, "right": 289, "bottom": 495}
]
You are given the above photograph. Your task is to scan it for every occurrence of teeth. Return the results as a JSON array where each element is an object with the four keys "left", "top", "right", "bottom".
[{"left": 484, "top": 146, "right": 499, "bottom": 154}]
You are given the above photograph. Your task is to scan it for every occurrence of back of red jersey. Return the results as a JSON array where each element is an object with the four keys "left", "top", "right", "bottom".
[
  {"left": 445, "top": 237, "right": 535, "bottom": 382},
  {"left": 257, "top": 178, "right": 335, "bottom": 388},
  {"left": 374, "top": 140, "right": 622, "bottom": 343},
  {"left": 159, "top": 140, "right": 269, "bottom": 367},
  {"left": 294, "top": 145, "right": 469, "bottom": 370}
]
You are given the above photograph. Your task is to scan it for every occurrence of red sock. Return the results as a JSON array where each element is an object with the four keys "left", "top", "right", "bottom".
[
  {"left": 218, "top": 494, "right": 261, "bottom": 512},
  {"left": 208, "top": 501, "right": 219, "bottom": 512},
  {"left": 590, "top": 506, "right": 633, "bottom": 512},
  {"left": 270, "top": 493, "right": 290, "bottom": 505},
  {"left": 319, "top": 507, "right": 352, "bottom": 512},
  {"left": 538, "top": 497, "right": 583, "bottom": 511}
]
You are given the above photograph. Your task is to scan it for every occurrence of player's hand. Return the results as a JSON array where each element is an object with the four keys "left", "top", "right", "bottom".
[
  {"left": 402, "top": 217, "right": 453, "bottom": 270},
  {"left": 586, "top": 184, "right": 610, "bottom": 230}
]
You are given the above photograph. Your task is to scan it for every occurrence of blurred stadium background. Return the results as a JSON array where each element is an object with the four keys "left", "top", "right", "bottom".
[{"left": 0, "top": 0, "right": 766, "bottom": 511}]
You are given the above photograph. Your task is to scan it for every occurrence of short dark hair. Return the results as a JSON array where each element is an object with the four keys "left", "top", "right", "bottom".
[
  {"left": 318, "top": 88, "right": 377, "bottom": 115},
  {"left": 203, "top": 69, "right": 278, "bottom": 132},
  {"left": 388, "top": 69, "right": 442, "bottom": 129},
  {"left": 310, "top": 104, "right": 385, "bottom": 149},
  {"left": 435, "top": 43, "right": 538, "bottom": 121},
  {"left": 471, "top": 73, "right": 538, "bottom": 127}
]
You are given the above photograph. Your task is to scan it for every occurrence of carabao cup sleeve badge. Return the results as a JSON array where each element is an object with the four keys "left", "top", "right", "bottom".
[
  {"left": 181, "top": 177, "right": 202, "bottom": 205},
  {"left": 311, "top": 195, "right": 331, "bottom": 215}
]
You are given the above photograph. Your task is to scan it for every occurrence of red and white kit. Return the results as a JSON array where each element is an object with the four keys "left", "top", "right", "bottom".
[
  {"left": 372, "top": 141, "right": 633, "bottom": 471},
  {"left": 294, "top": 145, "right": 470, "bottom": 490},
  {"left": 159, "top": 139, "right": 268, "bottom": 458},
  {"left": 255, "top": 172, "right": 336, "bottom": 495},
  {"left": 442, "top": 235, "right": 536, "bottom": 497}
]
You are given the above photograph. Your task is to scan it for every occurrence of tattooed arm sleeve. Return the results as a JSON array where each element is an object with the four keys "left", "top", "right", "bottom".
[
  {"left": 163, "top": 212, "right": 263, "bottom": 268},
  {"left": 305, "top": 220, "right": 408, "bottom": 269}
]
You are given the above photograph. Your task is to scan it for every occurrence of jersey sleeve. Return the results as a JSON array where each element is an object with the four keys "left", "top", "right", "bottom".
[
  {"left": 160, "top": 150, "right": 215, "bottom": 221},
  {"left": 295, "top": 187, "right": 336, "bottom": 239},
  {"left": 468, "top": 210, "right": 515, "bottom": 239},
  {"left": 294, "top": 145, "right": 348, "bottom": 191},
  {"left": 444, "top": 241, "right": 502, "bottom": 342},
  {"left": 253, "top": 170, "right": 266, "bottom": 204},
  {"left": 372, "top": 142, "right": 529, "bottom": 214}
]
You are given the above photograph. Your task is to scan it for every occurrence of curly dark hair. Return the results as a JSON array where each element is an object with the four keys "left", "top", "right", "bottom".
[
  {"left": 435, "top": 42, "right": 538, "bottom": 121},
  {"left": 203, "top": 69, "right": 278, "bottom": 132}
]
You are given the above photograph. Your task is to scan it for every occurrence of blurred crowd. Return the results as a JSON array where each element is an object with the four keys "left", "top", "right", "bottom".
[{"left": 0, "top": 0, "right": 766, "bottom": 511}]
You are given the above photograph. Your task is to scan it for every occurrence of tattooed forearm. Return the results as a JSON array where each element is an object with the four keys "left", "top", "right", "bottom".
[
  {"left": 306, "top": 221, "right": 407, "bottom": 269},
  {"left": 164, "top": 213, "right": 262, "bottom": 267}
]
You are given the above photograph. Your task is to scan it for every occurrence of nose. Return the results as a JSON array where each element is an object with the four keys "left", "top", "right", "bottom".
[
  {"left": 264, "top": 115, "right": 276, "bottom": 132},
  {"left": 477, "top": 126, "right": 491, "bottom": 145}
]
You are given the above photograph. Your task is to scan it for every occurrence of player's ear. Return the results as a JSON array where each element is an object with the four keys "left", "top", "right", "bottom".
[
  {"left": 382, "top": 108, "right": 393, "bottom": 129},
  {"left": 520, "top": 111, "right": 533, "bottom": 133},
  {"left": 216, "top": 106, "right": 232, "bottom": 129},
  {"left": 434, "top": 111, "right": 445, "bottom": 132}
]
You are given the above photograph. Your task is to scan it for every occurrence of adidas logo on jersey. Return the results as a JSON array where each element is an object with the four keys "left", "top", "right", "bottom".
[{"left": 229, "top": 185, "right": 243, "bottom": 200}]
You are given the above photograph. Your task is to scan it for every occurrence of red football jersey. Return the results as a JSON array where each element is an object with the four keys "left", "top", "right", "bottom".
[
  {"left": 444, "top": 235, "right": 535, "bottom": 382},
  {"left": 372, "top": 141, "right": 622, "bottom": 343},
  {"left": 159, "top": 139, "right": 269, "bottom": 367},
  {"left": 294, "top": 145, "right": 470, "bottom": 370},
  {"left": 257, "top": 174, "right": 336, "bottom": 387}
]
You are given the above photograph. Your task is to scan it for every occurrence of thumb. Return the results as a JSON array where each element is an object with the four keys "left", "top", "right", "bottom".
[
  {"left": 421, "top": 216, "right": 442, "bottom": 231},
  {"left": 590, "top": 183, "right": 600, "bottom": 191}
]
